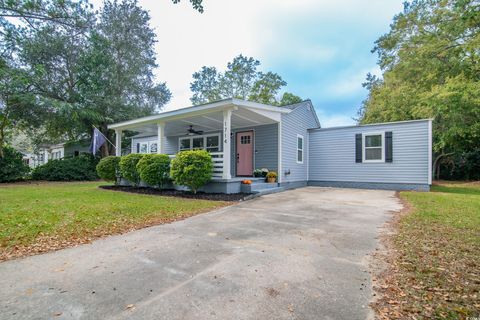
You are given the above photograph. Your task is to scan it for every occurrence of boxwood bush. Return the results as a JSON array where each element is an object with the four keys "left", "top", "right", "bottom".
[
  {"left": 32, "top": 154, "right": 98, "bottom": 181},
  {"left": 136, "top": 154, "right": 171, "bottom": 188},
  {"left": 0, "top": 146, "right": 30, "bottom": 182},
  {"left": 119, "top": 153, "right": 144, "bottom": 186},
  {"left": 170, "top": 150, "right": 213, "bottom": 194},
  {"left": 96, "top": 156, "right": 121, "bottom": 182}
]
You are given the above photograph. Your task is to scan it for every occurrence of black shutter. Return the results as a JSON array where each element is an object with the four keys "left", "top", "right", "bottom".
[
  {"left": 136, "top": 143, "right": 140, "bottom": 153},
  {"left": 355, "top": 133, "right": 362, "bottom": 163},
  {"left": 385, "top": 131, "right": 393, "bottom": 163}
]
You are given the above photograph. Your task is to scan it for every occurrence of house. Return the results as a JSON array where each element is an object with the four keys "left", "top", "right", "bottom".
[
  {"left": 21, "top": 140, "right": 92, "bottom": 168},
  {"left": 108, "top": 98, "right": 432, "bottom": 193}
]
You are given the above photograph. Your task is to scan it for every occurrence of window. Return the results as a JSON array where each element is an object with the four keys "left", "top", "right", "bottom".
[
  {"left": 139, "top": 142, "right": 148, "bottom": 153},
  {"left": 149, "top": 142, "right": 158, "bottom": 153},
  {"left": 192, "top": 137, "right": 204, "bottom": 150},
  {"left": 240, "top": 135, "right": 251, "bottom": 145},
  {"left": 206, "top": 136, "right": 219, "bottom": 152},
  {"left": 363, "top": 132, "right": 384, "bottom": 162},
  {"left": 297, "top": 134, "right": 304, "bottom": 164},
  {"left": 179, "top": 138, "right": 191, "bottom": 151},
  {"left": 178, "top": 134, "right": 220, "bottom": 152}
]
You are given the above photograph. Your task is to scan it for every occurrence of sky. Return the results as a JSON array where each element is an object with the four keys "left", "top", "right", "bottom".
[{"left": 93, "top": 0, "right": 404, "bottom": 127}]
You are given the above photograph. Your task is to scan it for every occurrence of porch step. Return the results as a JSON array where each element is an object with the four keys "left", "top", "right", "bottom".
[
  {"left": 244, "top": 187, "right": 286, "bottom": 200},
  {"left": 250, "top": 182, "right": 279, "bottom": 191},
  {"left": 240, "top": 181, "right": 279, "bottom": 193}
]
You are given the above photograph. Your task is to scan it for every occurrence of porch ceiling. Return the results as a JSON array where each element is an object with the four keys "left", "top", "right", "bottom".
[{"left": 129, "top": 108, "right": 278, "bottom": 137}]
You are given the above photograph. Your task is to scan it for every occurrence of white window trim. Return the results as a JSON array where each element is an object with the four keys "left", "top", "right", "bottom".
[
  {"left": 149, "top": 141, "right": 158, "bottom": 153},
  {"left": 137, "top": 140, "right": 160, "bottom": 154},
  {"left": 296, "top": 134, "right": 304, "bottom": 164},
  {"left": 362, "top": 131, "right": 385, "bottom": 163},
  {"left": 178, "top": 133, "right": 221, "bottom": 152}
]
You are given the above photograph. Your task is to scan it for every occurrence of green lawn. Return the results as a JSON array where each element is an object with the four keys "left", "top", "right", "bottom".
[
  {"left": 0, "top": 181, "right": 228, "bottom": 260},
  {"left": 374, "top": 182, "right": 480, "bottom": 319}
]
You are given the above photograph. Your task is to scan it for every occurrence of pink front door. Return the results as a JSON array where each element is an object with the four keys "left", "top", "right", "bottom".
[{"left": 236, "top": 131, "right": 254, "bottom": 176}]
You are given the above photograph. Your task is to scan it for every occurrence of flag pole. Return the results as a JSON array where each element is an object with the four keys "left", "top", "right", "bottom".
[{"left": 92, "top": 125, "right": 117, "bottom": 149}]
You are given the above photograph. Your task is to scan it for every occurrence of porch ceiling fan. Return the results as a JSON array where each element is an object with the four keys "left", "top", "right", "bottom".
[{"left": 186, "top": 125, "right": 203, "bottom": 136}]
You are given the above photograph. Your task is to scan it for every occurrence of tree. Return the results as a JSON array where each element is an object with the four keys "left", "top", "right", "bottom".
[
  {"left": 279, "top": 92, "right": 303, "bottom": 106},
  {"left": 0, "top": 0, "right": 172, "bottom": 156},
  {"left": 190, "top": 66, "right": 220, "bottom": 105},
  {"left": 190, "top": 54, "right": 302, "bottom": 106},
  {"left": 78, "top": 0, "right": 171, "bottom": 155},
  {"left": 358, "top": 0, "right": 480, "bottom": 178},
  {"left": 249, "top": 71, "right": 286, "bottom": 105}
]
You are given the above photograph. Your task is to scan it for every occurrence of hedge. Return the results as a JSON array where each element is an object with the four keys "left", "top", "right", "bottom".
[
  {"left": 32, "top": 154, "right": 98, "bottom": 181},
  {"left": 96, "top": 156, "right": 121, "bottom": 182},
  {"left": 136, "top": 154, "right": 171, "bottom": 188},
  {"left": 119, "top": 153, "right": 144, "bottom": 186},
  {"left": 170, "top": 150, "right": 213, "bottom": 194},
  {"left": 0, "top": 146, "right": 30, "bottom": 182}
]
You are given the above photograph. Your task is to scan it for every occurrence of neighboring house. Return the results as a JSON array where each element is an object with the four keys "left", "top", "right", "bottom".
[
  {"left": 108, "top": 98, "right": 432, "bottom": 193},
  {"left": 21, "top": 140, "right": 92, "bottom": 168}
]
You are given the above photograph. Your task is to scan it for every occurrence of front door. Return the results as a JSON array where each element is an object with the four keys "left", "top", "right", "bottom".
[{"left": 236, "top": 131, "right": 254, "bottom": 176}]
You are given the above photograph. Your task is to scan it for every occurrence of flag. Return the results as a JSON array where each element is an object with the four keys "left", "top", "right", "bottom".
[{"left": 89, "top": 127, "right": 107, "bottom": 155}]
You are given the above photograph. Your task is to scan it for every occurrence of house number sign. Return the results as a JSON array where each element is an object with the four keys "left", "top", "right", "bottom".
[{"left": 224, "top": 120, "right": 228, "bottom": 144}]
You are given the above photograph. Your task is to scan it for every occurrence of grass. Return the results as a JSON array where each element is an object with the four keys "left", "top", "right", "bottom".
[
  {"left": 0, "top": 181, "right": 228, "bottom": 260},
  {"left": 373, "top": 182, "right": 480, "bottom": 319}
]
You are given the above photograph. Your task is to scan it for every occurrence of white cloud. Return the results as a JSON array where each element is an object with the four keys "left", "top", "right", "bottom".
[{"left": 89, "top": 0, "right": 402, "bottom": 113}]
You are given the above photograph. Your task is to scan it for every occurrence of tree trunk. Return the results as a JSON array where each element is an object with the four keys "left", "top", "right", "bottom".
[
  {"left": 432, "top": 152, "right": 453, "bottom": 181},
  {"left": 0, "top": 117, "right": 7, "bottom": 158}
]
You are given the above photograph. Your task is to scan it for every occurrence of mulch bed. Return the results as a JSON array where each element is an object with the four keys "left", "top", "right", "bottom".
[{"left": 99, "top": 185, "right": 250, "bottom": 201}]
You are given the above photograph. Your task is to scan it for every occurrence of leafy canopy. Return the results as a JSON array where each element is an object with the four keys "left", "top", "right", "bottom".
[
  {"left": 190, "top": 54, "right": 302, "bottom": 106},
  {"left": 0, "top": 0, "right": 204, "bottom": 155},
  {"left": 358, "top": 0, "right": 480, "bottom": 159}
]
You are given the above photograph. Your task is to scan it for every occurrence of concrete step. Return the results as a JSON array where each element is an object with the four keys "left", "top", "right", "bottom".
[
  {"left": 244, "top": 187, "right": 286, "bottom": 200},
  {"left": 240, "top": 181, "right": 279, "bottom": 193},
  {"left": 250, "top": 182, "right": 279, "bottom": 191}
]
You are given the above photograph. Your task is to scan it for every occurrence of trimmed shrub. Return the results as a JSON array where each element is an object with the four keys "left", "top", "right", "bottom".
[
  {"left": 170, "top": 150, "right": 213, "bottom": 194},
  {"left": 119, "top": 153, "right": 144, "bottom": 186},
  {"left": 0, "top": 146, "right": 30, "bottom": 182},
  {"left": 96, "top": 156, "right": 121, "bottom": 182},
  {"left": 32, "top": 154, "right": 98, "bottom": 181},
  {"left": 136, "top": 154, "right": 171, "bottom": 188}
]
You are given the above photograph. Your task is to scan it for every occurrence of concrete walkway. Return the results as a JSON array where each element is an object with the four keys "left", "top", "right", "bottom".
[{"left": 0, "top": 187, "right": 402, "bottom": 320}]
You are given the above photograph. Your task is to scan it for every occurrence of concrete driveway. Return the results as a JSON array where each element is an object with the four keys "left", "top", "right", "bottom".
[{"left": 0, "top": 187, "right": 401, "bottom": 320}]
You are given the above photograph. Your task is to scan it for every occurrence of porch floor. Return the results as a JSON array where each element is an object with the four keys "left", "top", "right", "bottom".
[{"left": 211, "top": 177, "right": 265, "bottom": 182}]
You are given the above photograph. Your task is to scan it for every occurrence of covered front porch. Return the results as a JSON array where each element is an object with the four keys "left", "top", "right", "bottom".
[{"left": 108, "top": 100, "right": 287, "bottom": 185}]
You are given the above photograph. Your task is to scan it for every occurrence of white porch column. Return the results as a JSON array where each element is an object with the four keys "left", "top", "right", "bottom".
[
  {"left": 115, "top": 129, "right": 122, "bottom": 156},
  {"left": 222, "top": 109, "right": 232, "bottom": 179},
  {"left": 157, "top": 122, "right": 164, "bottom": 154}
]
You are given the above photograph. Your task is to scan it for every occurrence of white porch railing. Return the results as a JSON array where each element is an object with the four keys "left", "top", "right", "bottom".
[{"left": 168, "top": 151, "right": 224, "bottom": 179}]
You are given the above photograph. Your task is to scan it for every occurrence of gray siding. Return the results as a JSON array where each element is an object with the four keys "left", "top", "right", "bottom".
[
  {"left": 230, "top": 124, "right": 278, "bottom": 176},
  {"left": 308, "top": 120, "right": 431, "bottom": 185},
  {"left": 281, "top": 102, "right": 320, "bottom": 183}
]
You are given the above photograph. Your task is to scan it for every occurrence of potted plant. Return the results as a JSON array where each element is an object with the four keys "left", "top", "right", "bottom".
[
  {"left": 266, "top": 171, "right": 277, "bottom": 183},
  {"left": 261, "top": 168, "right": 269, "bottom": 177},
  {"left": 253, "top": 169, "right": 263, "bottom": 177}
]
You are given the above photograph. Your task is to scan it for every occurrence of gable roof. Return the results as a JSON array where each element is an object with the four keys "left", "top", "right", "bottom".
[{"left": 281, "top": 99, "right": 321, "bottom": 128}]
